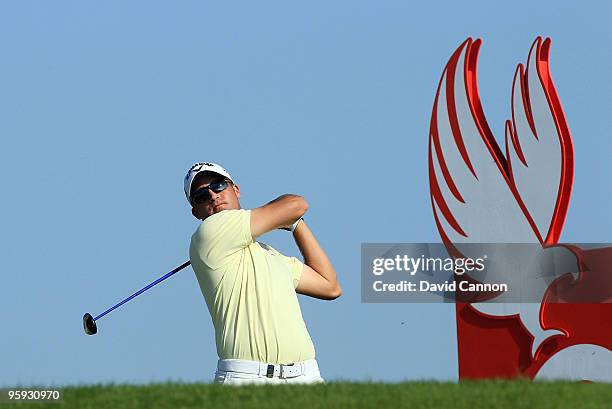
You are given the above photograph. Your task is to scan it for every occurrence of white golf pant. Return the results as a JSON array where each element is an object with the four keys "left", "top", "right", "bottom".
[{"left": 214, "top": 358, "right": 324, "bottom": 385}]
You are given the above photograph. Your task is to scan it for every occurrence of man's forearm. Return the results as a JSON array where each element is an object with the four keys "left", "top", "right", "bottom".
[
  {"left": 251, "top": 194, "right": 308, "bottom": 238},
  {"left": 293, "top": 221, "right": 339, "bottom": 288}
]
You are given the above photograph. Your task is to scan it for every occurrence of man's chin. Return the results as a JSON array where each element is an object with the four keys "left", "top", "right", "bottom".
[{"left": 212, "top": 204, "right": 227, "bottom": 214}]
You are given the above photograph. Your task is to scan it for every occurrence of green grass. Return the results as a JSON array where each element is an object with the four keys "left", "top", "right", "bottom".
[{"left": 5, "top": 381, "right": 612, "bottom": 409}]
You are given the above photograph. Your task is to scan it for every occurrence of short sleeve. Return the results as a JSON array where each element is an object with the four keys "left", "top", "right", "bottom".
[
  {"left": 287, "top": 256, "right": 304, "bottom": 289},
  {"left": 190, "top": 209, "right": 253, "bottom": 270}
]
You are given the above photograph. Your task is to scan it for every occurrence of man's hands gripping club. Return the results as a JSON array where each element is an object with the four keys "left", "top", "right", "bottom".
[{"left": 251, "top": 195, "right": 342, "bottom": 300}]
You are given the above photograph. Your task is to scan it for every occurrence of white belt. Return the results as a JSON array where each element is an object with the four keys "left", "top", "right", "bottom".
[{"left": 217, "top": 358, "right": 319, "bottom": 379}]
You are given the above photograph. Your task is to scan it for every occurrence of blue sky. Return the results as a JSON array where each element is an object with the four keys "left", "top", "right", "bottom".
[{"left": 1, "top": 1, "right": 611, "bottom": 386}]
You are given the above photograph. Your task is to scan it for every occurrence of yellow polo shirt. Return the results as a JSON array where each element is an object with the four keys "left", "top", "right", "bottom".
[{"left": 189, "top": 209, "right": 315, "bottom": 364}]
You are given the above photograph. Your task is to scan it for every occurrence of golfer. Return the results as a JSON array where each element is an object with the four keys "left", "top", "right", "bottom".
[{"left": 184, "top": 162, "right": 342, "bottom": 385}]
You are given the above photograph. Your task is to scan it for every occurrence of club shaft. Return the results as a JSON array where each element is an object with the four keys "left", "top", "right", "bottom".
[{"left": 94, "top": 261, "right": 191, "bottom": 321}]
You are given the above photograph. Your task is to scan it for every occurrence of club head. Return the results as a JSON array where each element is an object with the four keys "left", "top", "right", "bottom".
[{"left": 83, "top": 313, "right": 97, "bottom": 335}]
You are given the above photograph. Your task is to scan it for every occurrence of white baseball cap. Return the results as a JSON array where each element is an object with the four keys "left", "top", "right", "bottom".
[{"left": 184, "top": 162, "right": 234, "bottom": 203}]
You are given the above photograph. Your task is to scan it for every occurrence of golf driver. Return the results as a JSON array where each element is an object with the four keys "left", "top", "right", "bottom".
[{"left": 83, "top": 260, "right": 191, "bottom": 335}]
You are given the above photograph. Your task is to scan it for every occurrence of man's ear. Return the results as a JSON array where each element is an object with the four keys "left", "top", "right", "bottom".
[
  {"left": 233, "top": 183, "right": 241, "bottom": 199},
  {"left": 192, "top": 207, "right": 202, "bottom": 220}
]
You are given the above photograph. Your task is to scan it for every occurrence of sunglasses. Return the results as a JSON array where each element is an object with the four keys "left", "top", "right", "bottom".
[{"left": 190, "top": 179, "right": 231, "bottom": 205}]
